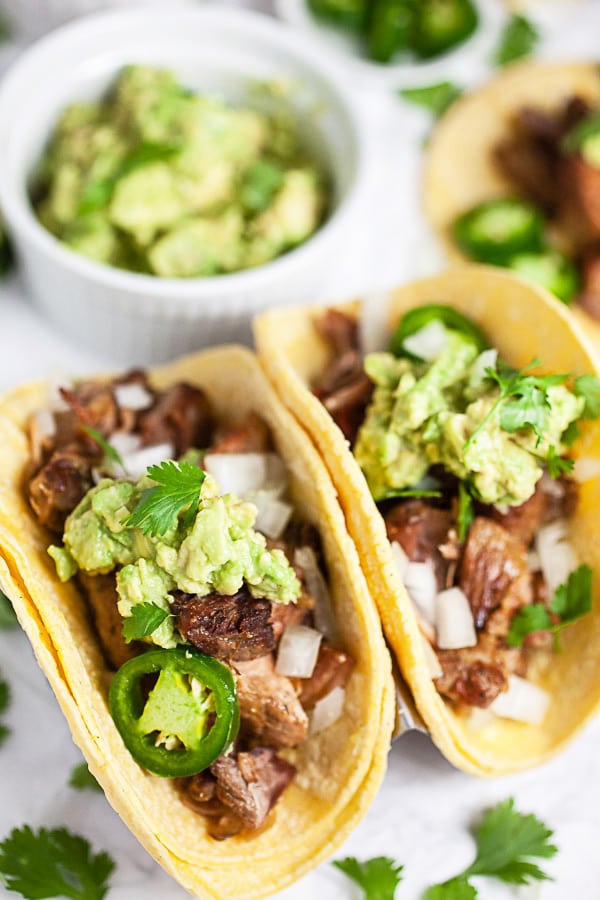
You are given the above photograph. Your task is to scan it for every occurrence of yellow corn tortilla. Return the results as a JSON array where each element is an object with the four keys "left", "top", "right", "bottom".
[
  {"left": 0, "top": 346, "right": 394, "bottom": 900},
  {"left": 423, "top": 60, "right": 600, "bottom": 349},
  {"left": 254, "top": 265, "right": 600, "bottom": 776}
]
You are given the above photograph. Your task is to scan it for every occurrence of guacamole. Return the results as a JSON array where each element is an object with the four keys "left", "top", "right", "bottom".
[
  {"left": 49, "top": 472, "right": 301, "bottom": 649},
  {"left": 354, "top": 326, "right": 584, "bottom": 506},
  {"left": 33, "top": 66, "right": 327, "bottom": 277}
]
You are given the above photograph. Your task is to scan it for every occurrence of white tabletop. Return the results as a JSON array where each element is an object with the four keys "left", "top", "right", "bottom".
[{"left": 2, "top": 2, "right": 600, "bottom": 899}]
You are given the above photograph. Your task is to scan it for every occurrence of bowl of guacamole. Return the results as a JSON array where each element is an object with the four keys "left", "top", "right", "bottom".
[{"left": 0, "top": 7, "right": 365, "bottom": 361}]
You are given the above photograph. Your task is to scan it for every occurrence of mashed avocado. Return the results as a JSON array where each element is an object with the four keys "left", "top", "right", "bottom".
[
  {"left": 49, "top": 472, "right": 300, "bottom": 649},
  {"left": 33, "top": 65, "right": 327, "bottom": 277},
  {"left": 355, "top": 326, "right": 584, "bottom": 507}
]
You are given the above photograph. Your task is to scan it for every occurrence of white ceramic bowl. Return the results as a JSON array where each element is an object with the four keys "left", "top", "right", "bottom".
[{"left": 0, "top": 7, "right": 366, "bottom": 362}]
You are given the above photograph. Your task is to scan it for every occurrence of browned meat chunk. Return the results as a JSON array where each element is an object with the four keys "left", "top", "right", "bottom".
[
  {"left": 59, "top": 381, "right": 120, "bottom": 439},
  {"left": 210, "top": 748, "right": 296, "bottom": 832},
  {"left": 179, "top": 772, "right": 245, "bottom": 840},
  {"left": 490, "top": 483, "right": 547, "bottom": 547},
  {"left": 296, "top": 643, "right": 354, "bottom": 709},
  {"left": 137, "top": 383, "right": 213, "bottom": 456},
  {"left": 435, "top": 639, "right": 508, "bottom": 707},
  {"left": 564, "top": 154, "right": 600, "bottom": 241},
  {"left": 459, "top": 517, "right": 532, "bottom": 630},
  {"left": 172, "top": 588, "right": 276, "bottom": 661},
  {"left": 270, "top": 601, "right": 310, "bottom": 642},
  {"left": 234, "top": 655, "right": 309, "bottom": 748},
  {"left": 210, "top": 413, "right": 271, "bottom": 454},
  {"left": 28, "top": 448, "right": 97, "bottom": 533},
  {"left": 77, "top": 572, "right": 140, "bottom": 670},
  {"left": 384, "top": 500, "right": 458, "bottom": 589}
]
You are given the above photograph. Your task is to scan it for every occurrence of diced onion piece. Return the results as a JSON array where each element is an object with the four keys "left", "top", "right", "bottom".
[
  {"left": 359, "top": 291, "right": 391, "bottom": 354},
  {"left": 435, "top": 587, "right": 477, "bottom": 650},
  {"left": 572, "top": 456, "right": 600, "bottom": 483},
  {"left": 109, "top": 431, "right": 141, "bottom": 458},
  {"left": 294, "top": 545, "right": 337, "bottom": 640},
  {"left": 535, "top": 519, "right": 577, "bottom": 593},
  {"left": 420, "top": 635, "right": 442, "bottom": 679},
  {"left": 310, "top": 686, "right": 346, "bottom": 735},
  {"left": 33, "top": 409, "right": 56, "bottom": 439},
  {"left": 203, "top": 452, "right": 287, "bottom": 497},
  {"left": 114, "top": 383, "right": 153, "bottom": 411},
  {"left": 122, "top": 442, "right": 174, "bottom": 479},
  {"left": 250, "top": 491, "right": 293, "bottom": 540},
  {"left": 402, "top": 320, "right": 448, "bottom": 361},
  {"left": 489, "top": 675, "right": 550, "bottom": 725},
  {"left": 403, "top": 561, "right": 437, "bottom": 626},
  {"left": 469, "top": 348, "right": 498, "bottom": 390},
  {"left": 539, "top": 471, "right": 565, "bottom": 499},
  {"left": 276, "top": 625, "right": 323, "bottom": 678},
  {"left": 390, "top": 540, "right": 409, "bottom": 581}
]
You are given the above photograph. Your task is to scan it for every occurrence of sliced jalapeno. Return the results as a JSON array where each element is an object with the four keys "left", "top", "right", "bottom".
[
  {"left": 390, "top": 303, "right": 489, "bottom": 360},
  {"left": 307, "top": 0, "right": 368, "bottom": 31},
  {"left": 412, "top": 0, "right": 478, "bottom": 59},
  {"left": 367, "top": 0, "right": 415, "bottom": 63},
  {"left": 452, "top": 198, "right": 545, "bottom": 265},
  {"left": 109, "top": 647, "right": 239, "bottom": 778},
  {"left": 506, "top": 248, "right": 580, "bottom": 306}
]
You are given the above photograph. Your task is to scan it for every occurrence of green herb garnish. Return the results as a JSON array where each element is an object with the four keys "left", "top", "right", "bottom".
[
  {"left": 574, "top": 374, "right": 600, "bottom": 419},
  {"left": 81, "top": 426, "right": 124, "bottom": 468},
  {"left": 0, "top": 590, "right": 18, "bottom": 629},
  {"left": 0, "top": 673, "right": 10, "bottom": 748},
  {"left": 400, "top": 81, "right": 463, "bottom": 120},
  {"left": 425, "top": 797, "right": 557, "bottom": 898},
  {"left": 381, "top": 489, "right": 443, "bottom": 500},
  {"left": 333, "top": 856, "right": 404, "bottom": 900},
  {"left": 122, "top": 602, "right": 171, "bottom": 643},
  {"left": 562, "top": 111, "right": 600, "bottom": 156},
  {"left": 0, "top": 826, "right": 115, "bottom": 900},
  {"left": 69, "top": 763, "right": 103, "bottom": 793},
  {"left": 493, "top": 14, "right": 539, "bottom": 67},
  {"left": 507, "top": 563, "right": 592, "bottom": 648},
  {"left": 546, "top": 445, "right": 574, "bottom": 479},
  {"left": 125, "top": 461, "right": 206, "bottom": 536}
]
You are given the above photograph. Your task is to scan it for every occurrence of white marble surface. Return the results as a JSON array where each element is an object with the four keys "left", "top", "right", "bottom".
[{"left": 2, "top": 2, "right": 600, "bottom": 898}]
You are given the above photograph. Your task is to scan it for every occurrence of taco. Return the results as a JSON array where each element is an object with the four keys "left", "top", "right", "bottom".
[
  {"left": 0, "top": 346, "right": 394, "bottom": 900},
  {"left": 254, "top": 265, "right": 600, "bottom": 776},
  {"left": 423, "top": 61, "right": 600, "bottom": 346}
]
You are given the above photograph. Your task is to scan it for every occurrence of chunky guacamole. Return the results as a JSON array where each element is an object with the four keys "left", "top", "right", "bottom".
[
  {"left": 33, "top": 66, "right": 327, "bottom": 277},
  {"left": 354, "top": 323, "right": 584, "bottom": 506}
]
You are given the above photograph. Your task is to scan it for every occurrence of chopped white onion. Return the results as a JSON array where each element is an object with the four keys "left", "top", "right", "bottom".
[
  {"left": 114, "top": 383, "right": 154, "bottom": 411},
  {"left": 466, "top": 707, "right": 496, "bottom": 732},
  {"left": 572, "top": 456, "right": 600, "bottom": 483},
  {"left": 33, "top": 409, "right": 56, "bottom": 439},
  {"left": 294, "top": 545, "right": 337, "bottom": 640},
  {"left": 390, "top": 540, "right": 409, "bottom": 581},
  {"left": 435, "top": 587, "right": 477, "bottom": 650},
  {"left": 527, "top": 550, "right": 541, "bottom": 572},
  {"left": 109, "top": 431, "right": 141, "bottom": 458},
  {"left": 403, "top": 561, "right": 437, "bottom": 626},
  {"left": 276, "top": 624, "right": 323, "bottom": 678},
  {"left": 489, "top": 675, "right": 550, "bottom": 725},
  {"left": 402, "top": 320, "right": 448, "bottom": 361},
  {"left": 122, "top": 442, "right": 174, "bottom": 479},
  {"left": 310, "top": 686, "right": 346, "bottom": 735},
  {"left": 359, "top": 291, "right": 391, "bottom": 354},
  {"left": 420, "top": 634, "right": 442, "bottom": 679},
  {"left": 203, "top": 452, "right": 287, "bottom": 497},
  {"left": 469, "top": 348, "right": 498, "bottom": 390},
  {"left": 250, "top": 491, "right": 293, "bottom": 540},
  {"left": 535, "top": 519, "right": 577, "bottom": 594}
]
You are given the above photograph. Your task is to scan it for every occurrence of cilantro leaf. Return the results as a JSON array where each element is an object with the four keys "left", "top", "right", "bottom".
[
  {"left": 0, "top": 590, "right": 18, "bottom": 629},
  {"left": 333, "top": 856, "right": 404, "bottom": 900},
  {"left": 0, "top": 826, "right": 114, "bottom": 900},
  {"left": 400, "top": 82, "right": 463, "bottom": 120},
  {"left": 122, "top": 602, "right": 171, "bottom": 643},
  {"left": 125, "top": 461, "right": 205, "bottom": 536},
  {"left": 546, "top": 446, "right": 574, "bottom": 479},
  {"left": 574, "top": 374, "right": 600, "bottom": 419},
  {"left": 457, "top": 481, "right": 474, "bottom": 542},
  {"left": 561, "top": 420, "right": 580, "bottom": 447},
  {"left": 424, "top": 876, "right": 477, "bottom": 900},
  {"left": 69, "top": 763, "right": 103, "bottom": 793},
  {"left": 507, "top": 603, "right": 552, "bottom": 648},
  {"left": 493, "top": 14, "right": 539, "bottom": 67},
  {"left": 550, "top": 563, "right": 592, "bottom": 625},
  {"left": 81, "top": 426, "right": 123, "bottom": 468}
]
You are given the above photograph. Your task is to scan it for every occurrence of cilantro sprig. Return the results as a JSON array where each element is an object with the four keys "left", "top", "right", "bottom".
[
  {"left": 0, "top": 826, "right": 114, "bottom": 900},
  {"left": 508, "top": 564, "right": 592, "bottom": 648},
  {"left": 69, "top": 763, "right": 103, "bottom": 793},
  {"left": 125, "top": 461, "right": 206, "bottom": 537},
  {"left": 425, "top": 798, "right": 557, "bottom": 897},
  {"left": 0, "top": 672, "right": 10, "bottom": 748},
  {"left": 81, "top": 426, "right": 124, "bottom": 469},
  {"left": 493, "top": 14, "right": 539, "bottom": 67},
  {"left": 399, "top": 82, "right": 462, "bottom": 120},
  {"left": 333, "top": 856, "right": 404, "bottom": 900},
  {"left": 122, "top": 602, "right": 171, "bottom": 643}
]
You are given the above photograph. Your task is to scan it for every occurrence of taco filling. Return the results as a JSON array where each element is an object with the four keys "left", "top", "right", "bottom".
[
  {"left": 312, "top": 304, "right": 598, "bottom": 726},
  {"left": 26, "top": 371, "right": 354, "bottom": 839},
  {"left": 450, "top": 95, "right": 600, "bottom": 315}
]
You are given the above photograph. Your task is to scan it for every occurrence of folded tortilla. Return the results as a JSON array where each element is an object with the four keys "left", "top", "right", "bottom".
[
  {"left": 0, "top": 346, "right": 394, "bottom": 900},
  {"left": 254, "top": 265, "right": 600, "bottom": 776},
  {"left": 423, "top": 60, "right": 600, "bottom": 348}
]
